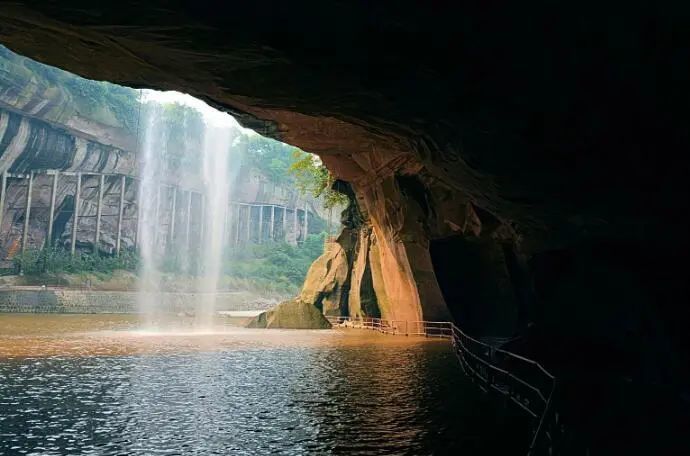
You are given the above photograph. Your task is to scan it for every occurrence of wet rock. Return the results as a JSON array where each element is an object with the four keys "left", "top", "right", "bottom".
[{"left": 246, "top": 299, "right": 331, "bottom": 329}]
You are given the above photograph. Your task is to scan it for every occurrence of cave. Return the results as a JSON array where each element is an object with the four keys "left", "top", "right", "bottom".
[
  {"left": 1, "top": 2, "right": 689, "bottom": 453},
  {"left": 430, "top": 236, "right": 520, "bottom": 338}
]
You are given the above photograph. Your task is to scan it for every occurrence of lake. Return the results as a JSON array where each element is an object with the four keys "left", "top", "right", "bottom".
[{"left": 0, "top": 314, "right": 527, "bottom": 455}]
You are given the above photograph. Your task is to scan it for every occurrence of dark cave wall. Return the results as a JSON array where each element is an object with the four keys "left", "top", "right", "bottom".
[
  {"left": 430, "top": 236, "right": 519, "bottom": 338},
  {"left": 529, "top": 241, "right": 688, "bottom": 384}
]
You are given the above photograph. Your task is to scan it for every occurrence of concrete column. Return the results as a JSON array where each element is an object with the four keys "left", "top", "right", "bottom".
[
  {"left": 199, "top": 194, "right": 205, "bottom": 245},
  {"left": 293, "top": 206, "right": 298, "bottom": 244},
  {"left": 258, "top": 205, "right": 264, "bottom": 243},
  {"left": 116, "top": 175, "right": 126, "bottom": 255},
  {"left": 94, "top": 174, "right": 105, "bottom": 253},
  {"left": 185, "top": 190, "right": 192, "bottom": 251},
  {"left": 46, "top": 171, "right": 59, "bottom": 247},
  {"left": 153, "top": 185, "right": 161, "bottom": 247},
  {"left": 133, "top": 183, "right": 140, "bottom": 251},
  {"left": 269, "top": 205, "right": 275, "bottom": 241},
  {"left": 246, "top": 205, "right": 251, "bottom": 242},
  {"left": 223, "top": 203, "right": 230, "bottom": 247},
  {"left": 235, "top": 204, "right": 241, "bottom": 245},
  {"left": 169, "top": 186, "right": 177, "bottom": 247},
  {"left": 20, "top": 172, "right": 33, "bottom": 254},
  {"left": 0, "top": 171, "right": 7, "bottom": 235},
  {"left": 71, "top": 173, "right": 81, "bottom": 256},
  {"left": 304, "top": 202, "right": 309, "bottom": 241},
  {"left": 282, "top": 206, "right": 287, "bottom": 241}
]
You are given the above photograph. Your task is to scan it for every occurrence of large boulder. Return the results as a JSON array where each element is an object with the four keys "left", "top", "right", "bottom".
[{"left": 246, "top": 299, "right": 331, "bottom": 330}]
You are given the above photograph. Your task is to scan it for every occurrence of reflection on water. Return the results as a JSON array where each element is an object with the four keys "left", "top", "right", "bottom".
[{"left": 0, "top": 314, "right": 527, "bottom": 455}]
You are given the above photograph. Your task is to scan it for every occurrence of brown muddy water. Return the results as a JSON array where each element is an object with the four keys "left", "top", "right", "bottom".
[{"left": 0, "top": 314, "right": 527, "bottom": 455}]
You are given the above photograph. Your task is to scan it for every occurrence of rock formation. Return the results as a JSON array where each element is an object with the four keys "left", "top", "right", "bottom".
[
  {"left": 0, "top": 46, "right": 328, "bottom": 260},
  {"left": 247, "top": 298, "right": 331, "bottom": 330},
  {"left": 0, "top": 4, "right": 688, "bottom": 449}
]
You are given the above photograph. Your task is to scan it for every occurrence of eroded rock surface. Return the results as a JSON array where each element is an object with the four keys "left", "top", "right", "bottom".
[
  {"left": 1, "top": 6, "right": 689, "bottom": 448},
  {"left": 247, "top": 299, "right": 331, "bottom": 330}
]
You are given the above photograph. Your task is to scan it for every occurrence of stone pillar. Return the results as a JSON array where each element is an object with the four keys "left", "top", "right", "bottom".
[
  {"left": 0, "top": 171, "right": 7, "bottom": 234},
  {"left": 154, "top": 185, "right": 161, "bottom": 247},
  {"left": 116, "top": 175, "right": 126, "bottom": 255},
  {"left": 185, "top": 190, "right": 193, "bottom": 251},
  {"left": 71, "top": 173, "right": 81, "bottom": 256},
  {"left": 246, "top": 204, "right": 251, "bottom": 242},
  {"left": 133, "top": 181, "right": 140, "bottom": 251},
  {"left": 169, "top": 186, "right": 177, "bottom": 247},
  {"left": 258, "top": 205, "right": 264, "bottom": 244},
  {"left": 304, "top": 202, "right": 309, "bottom": 241},
  {"left": 47, "top": 171, "right": 59, "bottom": 247},
  {"left": 94, "top": 174, "right": 105, "bottom": 253},
  {"left": 282, "top": 206, "right": 287, "bottom": 241},
  {"left": 223, "top": 203, "right": 230, "bottom": 247},
  {"left": 20, "top": 172, "right": 33, "bottom": 254},
  {"left": 293, "top": 206, "right": 298, "bottom": 244},
  {"left": 199, "top": 194, "right": 205, "bottom": 245},
  {"left": 270, "top": 205, "right": 275, "bottom": 241},
  {"left": 235, "top": 204, "right": 241, "bottom": 245}
]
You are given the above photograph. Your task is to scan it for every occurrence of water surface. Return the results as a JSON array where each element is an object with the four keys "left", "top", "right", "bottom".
[{"left": 0, "top": 314, "right": 527, "bottom": 455}]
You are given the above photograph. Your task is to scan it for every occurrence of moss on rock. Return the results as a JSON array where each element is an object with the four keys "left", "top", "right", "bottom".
[{"left": 247, "top": 299, "right": 331, "bottom": 329}]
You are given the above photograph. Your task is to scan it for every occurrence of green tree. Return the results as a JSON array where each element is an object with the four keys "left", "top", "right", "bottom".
[{"left": 289, "top": 150, "right": 348, "bottom": 209}]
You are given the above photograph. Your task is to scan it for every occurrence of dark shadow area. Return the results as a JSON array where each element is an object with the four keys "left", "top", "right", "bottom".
[{"left": 430, "top": 235, "right": 519, "bottom": 338}]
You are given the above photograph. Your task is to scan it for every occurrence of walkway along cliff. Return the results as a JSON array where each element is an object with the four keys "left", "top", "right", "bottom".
[{"left": 0, "top": 46, "right": 328, "bottom": 267}]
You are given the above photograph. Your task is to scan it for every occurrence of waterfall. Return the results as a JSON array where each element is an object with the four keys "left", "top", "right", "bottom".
[
  {"left": 137, "top": 102, "right": 165, "bottom": 327},
  {"left": 197, "top": 121, "right": 234, "bottom": 328},
  {"left": 136, "top": 90, "right": 245, "bottom": 330}
]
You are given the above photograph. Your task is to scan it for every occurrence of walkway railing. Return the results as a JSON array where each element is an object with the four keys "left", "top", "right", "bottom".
[{"left": 326, "top": 316, "right": 560, "bottom": 455}]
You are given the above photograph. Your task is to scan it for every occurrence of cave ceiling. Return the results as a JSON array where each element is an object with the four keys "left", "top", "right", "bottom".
[{"left": 1, "top": 1, "right": 687, "bottom": 252}]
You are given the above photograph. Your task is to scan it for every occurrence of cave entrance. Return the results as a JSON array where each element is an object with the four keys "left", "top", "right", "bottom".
[{"left": 430, "top": 235, "right": 521, "bottom": 338}]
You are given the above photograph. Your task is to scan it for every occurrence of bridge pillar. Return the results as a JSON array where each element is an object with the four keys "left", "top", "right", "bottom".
[
  {"left": 169, "top": 186, "right": 177, "bottom": 248},
  {"left": 153, "top": 185, "right": 161, "bottom": 247},
  {"left": 246, "top": 204, "right": 251, "bottom": 243},
  {"left": 235, "top": 204, "right": 241, "bottom": 245},
  {"left": 304, "top": 202, "right": 308, "bottom": 241},
  {"left": 293, "top": 206, "right": 298, "bottom": 244},
  {"left": 199, "top": 194, "right": 205, "bottom": 245},
  {"left": 94, "top": 174, "right": 105, "bottom": 253},
  {"left": 185, "top": 190, "right": 192, "bottom": 252},
  {"left": 116, "top": 175, "right": 125, "bottom": 255},
  {"left": 133, "top": 182, "right": 140, "bottom": 251},
  {"left": 20, "top": 172, "right": 33, "bottom": 254},
  {"left": 258, "top": 205, "right": 263, "bottom": 243},
  {"left": 47, "top": 171, "right": 59, "bottom": 247},
  {"left": 282, "top": 206, "right": 287, "bottom": 241},
  {"left": 71, "top": 173, "right": 81, "bottom": 256},
  {"left": 269, "top": 205, "right": 275, "bottom": 241}
]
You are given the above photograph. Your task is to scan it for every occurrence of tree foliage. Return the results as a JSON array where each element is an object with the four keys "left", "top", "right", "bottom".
[
  {"left": 289, "top": 150, "right": 348, "bottom": 209},
  {"left": 222, "top": 233, "right": 326, "bottom": 295},
  {"left": 157, "top": 102, "right": 205, "bottom": 172},
  {"left": 13, "top": 248, "right": 139, "bottom": 275},
  {"left": 238, "top": 135, "right": 296, "bottom": 185}
]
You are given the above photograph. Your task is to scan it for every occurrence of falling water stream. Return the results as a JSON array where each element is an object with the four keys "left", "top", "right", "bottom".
[{"left": 137, "top": 91, "right": 245, "bottom": 330}]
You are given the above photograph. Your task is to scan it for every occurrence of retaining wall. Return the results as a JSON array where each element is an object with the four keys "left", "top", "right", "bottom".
[{"left": 0, "top": 289, "right": 275, "bottom": 314}]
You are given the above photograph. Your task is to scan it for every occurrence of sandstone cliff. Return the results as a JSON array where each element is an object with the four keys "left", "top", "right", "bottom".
[{"left": 0, "top": 47, "right": 328, "bottom": 259}]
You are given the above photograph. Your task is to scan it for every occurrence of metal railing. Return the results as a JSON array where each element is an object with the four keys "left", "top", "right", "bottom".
[{"left": 326, "top": 315, "right": 560, "bottom": 455}]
